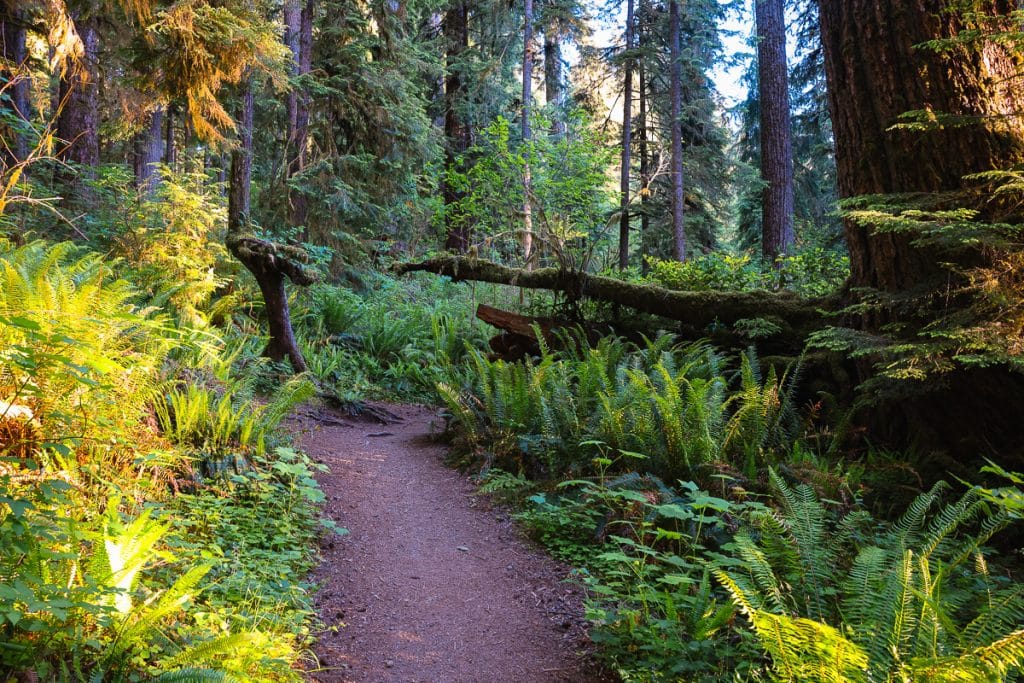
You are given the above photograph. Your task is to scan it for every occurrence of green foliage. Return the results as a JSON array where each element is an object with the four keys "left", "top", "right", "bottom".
[
  {"left": 155, "top": 376, "right": 315, "bottom": 461},
  {"left": 440, "top": 113, "right": 614, "bottom": 269},
  {"left": 647, "top": 247, "right": 849, "bottom": 297},
  {"left": 441, "top": 333, "right": 803, "bottom": 482},
  {"left": 296, "top": 274, "right": 489, "bottom": 401},
  {"left": 0, "top": 240, "right": 325, "bottom": 679},
  {"left": 99, "top": 166, "right": 231, "bottom": 327},
  {"left": 808, "top": 189, "right": 1024, "bottom": 385},
  {"left": 717, "top": 471, "right": 1024, "bottom": 682}
]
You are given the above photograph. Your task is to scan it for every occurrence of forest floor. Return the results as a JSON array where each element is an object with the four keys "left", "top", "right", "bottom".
[{"left": 287, "top": 403, "right": 610, "bottom": 683}]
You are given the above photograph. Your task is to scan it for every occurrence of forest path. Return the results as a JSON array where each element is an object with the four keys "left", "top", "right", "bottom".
[{"left": 288, "top": 403, "right": 607, "bottom": 683}]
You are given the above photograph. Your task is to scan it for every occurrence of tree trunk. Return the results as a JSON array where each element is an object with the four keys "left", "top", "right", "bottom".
[
  {"left": 756, "top": 0, "right": 794, "bottom": 263},
  {"left": 284, "top": 0, "right": 301, "bottom": 140},
  {"left": 134, "top": 107, "right": 164, "bottom": 192},
  {"left": 617, "top": 0, "right": 634, "bottom": 270},
  {"left": 163, "top": 105, "right": 177, "bottom": 169},
  {"left": 668, "top": 0, "right": 685, "bottom": 262},
  {"left": 818, "top": 0, "right": 1024, "bottom": 464},
  {"left": 544, "top": 21, "right": 565, "bottom": 136},
  {"left": 522, "top": 0, "right": 535, "bottom": 268},
  {"left": 290, "top": 0, "right": 313, "bottom": 231},
  {"left": 283, "top": 0, "right": 312, "bottom": 232},
  {"left": 1, "top": 6, "right": 31, "bottom": 164},
  {"left": 229, "top": 80, "right": 254, "bottom": 242},
  {"left": 227, "top": 75, "right": 313, "bottom": 373},
  {"left": 56, "top": 14, "right": 100, "bottom": 183},
  {"left": 429, "top": 12, "right": 446, "bottom": 130},
  {"left": 638, "top": 52, "right": 650, "bottom": 274},
  {"left": 818, "top": 0, "right": 1024, "bottom": 292},
  {"left": 443, "top": 3, "right": 471, "bottom": 253}
]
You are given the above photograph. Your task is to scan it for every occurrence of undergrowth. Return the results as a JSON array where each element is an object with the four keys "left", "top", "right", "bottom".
[{"left": 0, "top": 238, "right": 333, "bottom": 680}]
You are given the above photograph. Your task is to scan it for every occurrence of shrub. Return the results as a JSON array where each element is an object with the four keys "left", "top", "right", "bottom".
[{"left": 716, "top": 471, "right": 1024, "bottom": 683}]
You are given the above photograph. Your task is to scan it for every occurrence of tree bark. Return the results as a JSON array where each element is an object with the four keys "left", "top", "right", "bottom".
[
  {"left": 134, "top": 107, "right": 164, "bottom": 192},
  {"left": 284, "top": 0, "right": 302, "bottom": 140},
  {"left": 396, "top": 255, "right": 827, "bottom": 341},
  {"left": 818, "top": 0, "right": 1024, "bottom": 463},
  {"left": 638, "top": 40, "right": 649, "bottom": 273},
  {"left": 227, "top": 75, "right": 314, "bottom": 373},
  {"left": 818, "top": 0, "right": 1024, "bottom": 292},
  {"left": 163, "top": 105, "right": 177, "bottom": 169},
  {"left": 668, "top": 0, "right": 685, "bottom": 262},
  {"left": 443, "top": 3, "right": 471, "bottom": 253},
  {"left": 1, "top": 5, "right": 31, "bottom": 164},
  {"left": 229, "top": 79, "right": 255, "bottom": 242},
  {"left": 429, "top": 12, "right": 446, "bottom": 130},
  {"left": 544, "top": 21, "right": 564, "bottom": 136},
  {"left": 284, "top": 0, "right": 312, "bottom": 231},
  {"left": 56, "top": 14, "right": 100, "bottom": 176},
  {"left": 756, "top": 0, "right": 795, "bottom": 263},
  {"left": 617, "top": 0, "right": 634, "bottom": 270},
  {"left": 522, "top": 0, "right": 535, "bottom": 268},
  {"left": 292, "top": 0, "right": 313, "bottom": 230}
]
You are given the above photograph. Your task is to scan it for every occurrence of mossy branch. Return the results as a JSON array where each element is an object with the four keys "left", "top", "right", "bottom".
[
  {"left": 395, "top": 256, "right": 831, "bottom": 340},
  {"left": 225, "top": 232, "right": 318, "bottom": 287}
]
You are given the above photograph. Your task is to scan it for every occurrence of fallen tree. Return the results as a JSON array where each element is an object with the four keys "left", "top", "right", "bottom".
[{"left": 396, "top": 256, "right": 833, "bottom": 349}]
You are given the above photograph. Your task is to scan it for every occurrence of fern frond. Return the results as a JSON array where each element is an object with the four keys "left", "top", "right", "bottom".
[
  {"left": 163, "top": 632, "right": 265, "bottom": 668},
  {"left": 153, "top": 668, "right": 240, "bottom": 682}
]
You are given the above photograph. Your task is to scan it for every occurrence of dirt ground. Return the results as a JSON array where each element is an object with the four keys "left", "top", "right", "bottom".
[{"left": 289, "top": 403, "right": 612, "bottom": 683}]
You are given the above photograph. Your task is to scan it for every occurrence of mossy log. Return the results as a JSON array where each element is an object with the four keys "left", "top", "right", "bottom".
[{"left": 397, "top": 256, "right": 832, "bottom": 347}]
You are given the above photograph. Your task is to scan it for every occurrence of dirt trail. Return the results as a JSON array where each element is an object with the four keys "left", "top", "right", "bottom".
[{"left": 289, "top": 404, "right": 608, "bottom": 683}]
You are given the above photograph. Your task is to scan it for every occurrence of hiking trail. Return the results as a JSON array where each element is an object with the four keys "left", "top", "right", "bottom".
[{"left": 289, "top": 403, "right": 608, "bottom": 683}]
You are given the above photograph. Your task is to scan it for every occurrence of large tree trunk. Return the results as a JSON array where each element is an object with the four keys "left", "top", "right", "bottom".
[
  {"left": 163, "top": 105, "right": 177, "bottom": 169},
  {"left": 818, "top": 0, "right": 1024, "bottom": 465},
  {"left": 522, "top": 0, "right": 535, "bottom": 268},
  {"left": 544, "top": 20, "right": 564, "bottom": 136},
  {"left": 668, "top": 0, "right": 685, "bottom": 262},
  {"left": 638, "top": 41, "right": 649, "bottom": 273},
  {"left": 443, "top": 3, "right": 471, "bottom": 253},
  {"left": 617, "top": 0, "right": 634, "bottom": 270},
  {"left": 134, "top": 107, "right": 164, "bottom": 192},
  {"left": 283, "top": 0, "right": 302, "bottom": 140},
  {"left": 756, "top": 0, "right": 795, "bottom": 263},
  {"left": 1, "top": 5, "right": 31, "bottom": 164},
  {"left": 284, "top": 0, "right": 313, "bottom": 231},
  {"left": 819, "top": 0, "right": 1024, "bottom": 292},
  {"left": 56, "top": 13, "right": 100, "bottom": 185},
  {"left": 227, "top": 75, "right": 313, "bottom": 373}
]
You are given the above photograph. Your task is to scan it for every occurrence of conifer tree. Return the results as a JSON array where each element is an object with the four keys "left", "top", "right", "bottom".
[{"left": 755, "top": 0, "right": 794, "bottom": 263}]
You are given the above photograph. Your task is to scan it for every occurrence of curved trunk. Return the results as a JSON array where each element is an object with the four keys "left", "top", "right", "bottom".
[{"left": 228, "top": 76, "right": 313, "bottom": 373}]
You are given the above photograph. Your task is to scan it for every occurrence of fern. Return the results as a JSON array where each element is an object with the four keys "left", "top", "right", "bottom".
[
  {"left": 153, "top": 669, "right": 241, "bottom": 682},
  {"left": 718, "top": 480, "right": 1024, "bottom": 682}
]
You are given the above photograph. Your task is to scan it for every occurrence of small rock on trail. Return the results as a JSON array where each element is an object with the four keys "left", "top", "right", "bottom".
[{"left": 289, "top": 403, "right": 610, "bottom": 683}]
